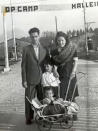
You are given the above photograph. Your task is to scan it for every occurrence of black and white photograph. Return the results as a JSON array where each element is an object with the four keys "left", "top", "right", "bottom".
[{"left": 0, "top": 0, "right": 98, "bottom": 131}]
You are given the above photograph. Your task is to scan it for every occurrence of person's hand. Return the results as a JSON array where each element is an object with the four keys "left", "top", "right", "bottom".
[
  {"left": 53, "top": 66, "right": 59, "bottom": 78},
  {"left": 53, "top": 70, "right": 59, "bottom": 78},
  {"left": 22, "top": 81, "right": 27, "bottom": 88}
]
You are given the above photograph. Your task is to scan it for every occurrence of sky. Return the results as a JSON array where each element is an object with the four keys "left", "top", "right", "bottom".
[{"left": 0, "top": 0, "right": 98, "bottom": 42}]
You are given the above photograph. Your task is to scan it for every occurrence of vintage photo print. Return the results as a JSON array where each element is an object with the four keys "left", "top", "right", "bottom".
[{"left": 0, "top": 0, "right": 98, "bottom": 130}]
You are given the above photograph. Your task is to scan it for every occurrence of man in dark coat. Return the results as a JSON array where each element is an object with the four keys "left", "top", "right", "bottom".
[{"left": 21, "top": 27, "right": 47, "bottom": 124}]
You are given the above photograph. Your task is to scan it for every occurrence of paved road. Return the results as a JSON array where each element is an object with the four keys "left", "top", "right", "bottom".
[{"left": 0, "top": 60, "right": 98, "bottom": 131}]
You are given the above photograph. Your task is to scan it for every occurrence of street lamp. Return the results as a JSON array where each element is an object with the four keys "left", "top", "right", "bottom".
[{"left": 86, "top": 22, "right": 95, "bottom": 34}]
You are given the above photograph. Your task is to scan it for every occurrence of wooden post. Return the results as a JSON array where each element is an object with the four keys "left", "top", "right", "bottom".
[
  {"left": 83, "top": 0, "right": 88, "bottom": 55},
  {"left": 3, "top": 8, "right": 10, "bottom": 72},
  {"left": 10, "top": 0, "right": 17, "bottom": 61},
  {"left": 55, "top": 16, "right": 58, "bottom": 33}
]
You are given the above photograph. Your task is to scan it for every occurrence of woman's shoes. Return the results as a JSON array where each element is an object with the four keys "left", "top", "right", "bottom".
[{"left": 73, "top": 114, "right": 78, "bottom": 121}]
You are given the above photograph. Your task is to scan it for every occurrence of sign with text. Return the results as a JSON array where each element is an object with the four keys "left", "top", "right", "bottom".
[
  {"left": 1, "top": 1, "right": 98, "bottom": 14},
  {"left": 72, "top": 1, "right": 98, "bottom": 9}
]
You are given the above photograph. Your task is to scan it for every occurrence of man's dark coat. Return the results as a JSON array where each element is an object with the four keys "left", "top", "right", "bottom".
[{"left": 21, "top": 44, "right": 47, "bottom": 120}]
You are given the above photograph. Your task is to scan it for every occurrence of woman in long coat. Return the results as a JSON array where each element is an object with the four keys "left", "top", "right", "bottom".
[{"left": 51, "top": 31, "right": 79, "bottom": 102}]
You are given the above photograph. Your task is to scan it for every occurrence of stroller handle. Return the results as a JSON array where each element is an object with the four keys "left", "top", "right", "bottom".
[
  {"left": 65, "top": 72, "right": 87, "bottom": 101},
  {"left": 26, "top": 96, "right": 32, "bottom": 104}
]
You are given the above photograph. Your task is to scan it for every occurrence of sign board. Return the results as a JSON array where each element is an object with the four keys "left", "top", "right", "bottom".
[{"left": 1, "top": 1, "right": 98, "bottom": 14}]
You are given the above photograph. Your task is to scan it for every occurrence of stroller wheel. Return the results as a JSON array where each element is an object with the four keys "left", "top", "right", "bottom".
[
  {"left": 60, "top": 115, "right": 73, "bottom": 129},
  {"left": 35, "top": 115, "right": 52, "bottom": 131}
]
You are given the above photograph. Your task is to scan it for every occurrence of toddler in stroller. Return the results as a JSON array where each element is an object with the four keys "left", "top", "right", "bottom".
[
  {"left": 42, "top": 87, "right": 67, "bottom": 116},
  {"left": 42, "top": 87, "right": 79, "bottom": 116}
]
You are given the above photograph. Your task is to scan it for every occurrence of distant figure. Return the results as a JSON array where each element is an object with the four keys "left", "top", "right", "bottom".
[
  {"left": 87, "top": 37, "right": 93, "bottom": 50},
  {"left": 21, "top": 27, "right": 48, "bottom": 125}
]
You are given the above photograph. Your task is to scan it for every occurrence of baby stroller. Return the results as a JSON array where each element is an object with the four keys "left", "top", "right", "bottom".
[{"left": 26, "top": 72, "right": 86, "bottom": 131}]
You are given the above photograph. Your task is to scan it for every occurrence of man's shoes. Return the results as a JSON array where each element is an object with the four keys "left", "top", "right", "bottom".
[
  {"left": 30, "top": 110, "right": 34, "bottom": 120},
  {"left": 26, "top": 119, "right": 32, "bottom": 125}
]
